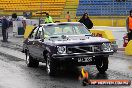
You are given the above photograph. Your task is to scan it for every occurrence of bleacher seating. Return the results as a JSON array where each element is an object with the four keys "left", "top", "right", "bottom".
[
  {"left": 0, "top": 0, "right": 66, "bottom": 16},
  {"left": 76, "top": 0, "right": 132, "bottom": 16},
  {"left": 0, "top": 0, "right": 131, "bottom": 18}
]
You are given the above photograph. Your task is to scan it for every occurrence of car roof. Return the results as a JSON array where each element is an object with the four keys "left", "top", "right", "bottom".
[{"left": 40, "top": 22, "right": 82, "bottom": 27}]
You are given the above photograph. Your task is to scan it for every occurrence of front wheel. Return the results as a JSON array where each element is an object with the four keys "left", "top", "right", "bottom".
[
  {"left": 95, "top": 56, "right": 109, "bottom": 74},
  {"left": 46, "top": 53, "right": 57, "bottom": 76},
  {"left": 26, "top": 51, "right": 39, "bottom": 67}
]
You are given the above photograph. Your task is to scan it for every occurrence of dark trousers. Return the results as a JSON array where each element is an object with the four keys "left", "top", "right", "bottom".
[
  {"left": 128, "top": 30, "right": 132, "bottom": 42},
  {"left": 2, "top": 29, "right": 8, "bottom": 42}
]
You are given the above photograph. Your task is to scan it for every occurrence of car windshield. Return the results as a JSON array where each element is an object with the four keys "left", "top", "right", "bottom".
[{"left": 43, "top": 23, "right": 91, "bottom": 36}]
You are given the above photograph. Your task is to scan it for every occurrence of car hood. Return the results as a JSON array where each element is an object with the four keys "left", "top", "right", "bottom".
[{"left": 44, "top": 35, "right": 109, "bottom": 46}]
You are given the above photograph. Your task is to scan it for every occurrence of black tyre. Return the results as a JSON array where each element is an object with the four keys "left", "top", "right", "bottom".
[
  {"left": 46, "top": 53, "right": 57, "bottom": 76},
  {"left": 95, "top": 56, "right": 109, "bottom": 74},
  {"left": 82, "top": 81, "right": 87, "bottom": 86},
  {"left": 26, "top": 52, "right": 39, "bottom": 67}
]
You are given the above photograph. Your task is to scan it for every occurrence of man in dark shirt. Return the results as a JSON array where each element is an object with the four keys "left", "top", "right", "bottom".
[
  {"left": 1, "top": 16, "right": 9, "bottom": 42},
  {"left": 79, "top": 13, "right": 93, "bottom": 29}
]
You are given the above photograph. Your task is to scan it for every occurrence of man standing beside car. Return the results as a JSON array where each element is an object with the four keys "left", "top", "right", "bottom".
[
  {"left": 126, "top": 10, "right": 132, "bottom": 42},
  {"left": 79, "top": 13, "right": 93, "bottom": 29},
  {"left": 1, "top": 16, "right": 9, "bottom": 42}
]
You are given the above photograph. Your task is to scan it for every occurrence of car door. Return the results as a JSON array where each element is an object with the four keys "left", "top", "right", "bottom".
[
  {"left": 27, "top": 27, "right": 39, "bottom": 57},
  {"left": 33, "top": 27, "right": 45, "bottom": 60}
]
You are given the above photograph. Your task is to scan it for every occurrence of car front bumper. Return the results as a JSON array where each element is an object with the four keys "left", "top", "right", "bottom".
[{"left": 52, "top": 51, "right": 114, "bottom": 59}]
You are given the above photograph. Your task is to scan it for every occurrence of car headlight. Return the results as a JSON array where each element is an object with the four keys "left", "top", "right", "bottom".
[
  {"left": 102, "top": 43, "right": 112, "bottom": 51},
  {"left": 57, "top": 46, "right": 66, "bottom": 54}
]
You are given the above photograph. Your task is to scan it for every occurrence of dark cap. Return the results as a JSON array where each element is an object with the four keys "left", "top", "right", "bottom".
[
  {"left": 130, "top": 10, "right": 132, "bottom": 16},
  {"left": 130, "top": 10, "right": 132, "bottom": 13},
  {"left": 46, "top": 13, "right": 49, "bottom": 16}
]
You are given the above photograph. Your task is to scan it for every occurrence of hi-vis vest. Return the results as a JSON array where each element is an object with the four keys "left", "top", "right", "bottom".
[
  {"left": 129, "top": 16, "right": 132, "bottom": 30},
  {"left": 45, "top": 16, "right": 53, "bottom": 23}
]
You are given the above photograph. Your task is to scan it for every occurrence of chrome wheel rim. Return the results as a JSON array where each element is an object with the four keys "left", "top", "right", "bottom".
[
  {"left": 26, "top": 54, "right": 30, "bottom": 65},
  {"left": 46, "top": 55, "right": 51, "bottom": 74}
]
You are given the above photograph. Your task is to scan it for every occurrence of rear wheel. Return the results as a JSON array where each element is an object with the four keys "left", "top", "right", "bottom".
[
  {"left": 26, "top": 51, "right": 39, "bottom": 67},
  {"left": 46, "top": 53, "right": 57, "bottom": 76},
  {"left": 95, "top": 56, "right": 109, "bottom": 74}
]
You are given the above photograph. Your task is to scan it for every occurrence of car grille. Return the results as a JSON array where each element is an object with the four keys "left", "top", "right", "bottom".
[{"left": 67, "top": 45, "right": 102, "bottom": 53}]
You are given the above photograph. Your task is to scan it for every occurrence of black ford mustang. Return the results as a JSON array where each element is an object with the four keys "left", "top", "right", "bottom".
[{"left": 23, "top": 22, "right": 114, "bottom": 76}]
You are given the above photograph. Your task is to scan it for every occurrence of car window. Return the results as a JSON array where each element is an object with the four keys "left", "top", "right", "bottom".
[
  {"left": 44, "top": 26, "right": 55, "bottom": 36},
  {"left": 63, "top": 26, "right": 73, "bottom": 35},
  {"left": 35, "top": 27, "right": 43, "bottom": 39},
  {"left": 30, "top": 27, "right": 38, "bottom": 39},
  {"left": 44, "top": 23, "right": 91, "bottom": 36},
  {"left": 73, "top": 26, "right": 86, "bottom": 34}
]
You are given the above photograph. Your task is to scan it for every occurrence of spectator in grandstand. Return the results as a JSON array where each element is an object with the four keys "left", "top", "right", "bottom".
[
  {"left": 1, "top": 16, "right": 9, "bottom": 42},
  {"left": 66, "top": 11, "right": 71, "bottom": 22},
  {"left": 79, "top": 13, "right": 93, "bottom": 29},
  {"left": 126, "top": 10, "right": 132, "bottom": 41},
  {"left": 44, "top": 13, "right": 54, "bottom": 24}
]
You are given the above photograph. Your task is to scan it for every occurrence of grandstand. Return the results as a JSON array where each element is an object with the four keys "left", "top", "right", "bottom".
[
  {"left": 0, "top": 0, "right": 132, "bottom": 26},
  {"left": 0, "top": 0, "right": 66, "bottom": 16},
  {"left": 76, "top": 0, "right": 132, "bottom": 16}
]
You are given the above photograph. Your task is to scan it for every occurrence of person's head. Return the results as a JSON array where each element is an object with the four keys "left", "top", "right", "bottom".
[
  {"left": 130, "top": 10, "right": 132, "bottom": 17},
  {"left": 46, "top": 13, "right": 49, "bottom": 18},
  {"left": 2, "top": 16, "right": 6, "bottom": 19},
  {"left": 82, "top": 13, "right": 89, "bottom": 19},
  {"left": 67, "top": 11, "right": 69, "bottom": 14},
  {"left": 12, "top": 13, "right": 17, "bottom": 19}
]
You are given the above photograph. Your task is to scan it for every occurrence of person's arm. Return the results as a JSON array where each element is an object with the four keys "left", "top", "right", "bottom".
[
  {"left": 51, "top": 17, "right": 54, "bottom": 23},
  {"left": 126, "top": 18, "right": 129, "bottom": 33},
  {"left": 89, "top": 19, "right": 93, "bottom": 29},
  {"left": 44, "top": 17, "right": 47, "bottom": 23},
  {"left": 49, "top": 16, "right": 54, "bottom": 23},
  {"left": 78, "top": 18, "right": 83, "bottom": 23}
]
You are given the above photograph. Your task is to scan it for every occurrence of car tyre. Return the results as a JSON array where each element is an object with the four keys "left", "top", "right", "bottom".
[
  {"left": 46, "top": 53, "right": 57, "bottom": 76},
  {"left": 26, "top": 51, "right": 39, "bottom": 67},
  {"left": 95, "top": 56, "right": 108, "bottom": 74}
]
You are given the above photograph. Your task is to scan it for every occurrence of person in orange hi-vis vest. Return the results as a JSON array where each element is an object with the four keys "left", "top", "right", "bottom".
[{"left": 126, "top": 10, "right": 132, "bottom": 42}]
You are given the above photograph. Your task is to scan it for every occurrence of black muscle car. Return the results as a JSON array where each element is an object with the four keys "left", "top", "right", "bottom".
[{"left": 23, "top": 22, "right": 114, "bottom": 76}]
